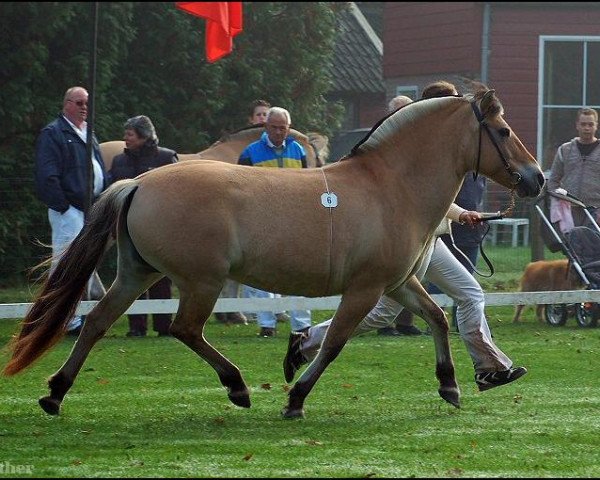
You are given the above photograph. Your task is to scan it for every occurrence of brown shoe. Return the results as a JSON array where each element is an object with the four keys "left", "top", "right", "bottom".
[
  {"left": 257, "top": 327, "right": 276, "bottom": 338},
  {"left": 227, "top": 312, "right": 248, "bottom": 325}
]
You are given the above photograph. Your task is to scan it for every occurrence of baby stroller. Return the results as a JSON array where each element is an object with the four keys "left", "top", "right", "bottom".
[{"left": 534, "top": 188, "right": 600, "bottom": 327}]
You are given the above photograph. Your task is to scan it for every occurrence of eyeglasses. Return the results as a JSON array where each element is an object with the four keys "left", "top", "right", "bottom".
[{"left": 68, "top": 99, "right": 88, "bottom": 107}]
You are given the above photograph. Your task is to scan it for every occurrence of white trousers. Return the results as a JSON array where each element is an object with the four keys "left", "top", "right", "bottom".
[
  {"left": 48, "top": 206, "right": 85, "bottom": 267},
  {"left": 48, "top": 206, "right": 106, "bottom": 328},
  {"left": 301, "top": 238, "right": 512, "bottom": 373}
]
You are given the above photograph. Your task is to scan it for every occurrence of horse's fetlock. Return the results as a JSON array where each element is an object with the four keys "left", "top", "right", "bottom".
[
  {"left": 48, "top": 372, "right": 72, "bottom": 400},
  {"left": 435, "top": 362, "right": 456, "bottom": 385}
]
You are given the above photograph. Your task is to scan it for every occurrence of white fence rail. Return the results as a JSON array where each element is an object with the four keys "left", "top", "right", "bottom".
[{"left": 1, "top": 290, "right": 600, "bottom": 319}]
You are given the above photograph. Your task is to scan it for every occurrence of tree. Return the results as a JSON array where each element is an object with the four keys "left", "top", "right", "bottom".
[{"left": 0, "top": 2, "right": 344, "bottom": 285}]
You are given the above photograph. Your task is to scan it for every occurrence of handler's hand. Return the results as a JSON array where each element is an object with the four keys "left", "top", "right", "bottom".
[{"left": 459, "top": 210, "right": 482, "bottom": 227}]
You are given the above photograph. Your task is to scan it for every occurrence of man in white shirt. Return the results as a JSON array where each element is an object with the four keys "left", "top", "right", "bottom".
[{"left": 34, "top": 86, "right": 108, "bottom": 334}]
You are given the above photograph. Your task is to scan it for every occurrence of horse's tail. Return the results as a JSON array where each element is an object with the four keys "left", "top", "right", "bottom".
[{"left": 3, "top": 179, "right": 139, "bottom": 376}]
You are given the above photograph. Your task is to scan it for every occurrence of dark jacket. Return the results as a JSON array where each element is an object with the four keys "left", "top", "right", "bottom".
[
  {"left": 109, "top": 144, "right": 178, "bottom": 183},
  {"left": 35, "top": 114, "right": 107, "bottom": 213}
]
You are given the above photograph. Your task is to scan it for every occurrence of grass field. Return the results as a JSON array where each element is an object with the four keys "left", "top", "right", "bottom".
[{"left": 0, "top": 307, "right": 599, "bottom": 478}]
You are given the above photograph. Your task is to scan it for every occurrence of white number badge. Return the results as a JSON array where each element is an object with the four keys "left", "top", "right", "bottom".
[{"left": 321, "top": 192, "right": 338, "bottom": 208}]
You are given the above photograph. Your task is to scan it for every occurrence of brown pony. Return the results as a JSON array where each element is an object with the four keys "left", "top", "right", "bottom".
[
  {"left": 3, "top": 90, "right": 544, "bottom": 419},
  {"left": 99, "top": 125, "right": 329, "bottom": 172}
]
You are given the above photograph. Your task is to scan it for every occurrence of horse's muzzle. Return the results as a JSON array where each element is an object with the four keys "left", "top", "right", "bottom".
[{"left": 515, "top": 169, "right": 545, "bottom": 198}]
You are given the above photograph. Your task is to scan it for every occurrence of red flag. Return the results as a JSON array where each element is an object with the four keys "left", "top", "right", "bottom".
[{"left": 176, "top": 2, "right": 243, "bottom": 63}]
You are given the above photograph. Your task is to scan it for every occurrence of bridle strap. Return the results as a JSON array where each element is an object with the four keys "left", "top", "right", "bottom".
[{"left": 470, "top": 98, "right": 522, "bottom": 187}]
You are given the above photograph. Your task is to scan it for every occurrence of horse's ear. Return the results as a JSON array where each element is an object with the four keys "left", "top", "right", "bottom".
[{"left": 480, "top": 89, "right": 497, "bottom": 118}]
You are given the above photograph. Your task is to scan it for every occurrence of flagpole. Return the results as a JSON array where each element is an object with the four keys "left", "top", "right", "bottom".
[{"left": 85, "top": 1, "right": 99, "bottom": 219}]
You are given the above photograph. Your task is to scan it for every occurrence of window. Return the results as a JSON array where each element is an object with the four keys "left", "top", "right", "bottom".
[
  {"left": 538, "top": 37, "right": 600, "bottom": 170},
  {"left": 395, "top": 85, "right": 418, "bottom": 100}
]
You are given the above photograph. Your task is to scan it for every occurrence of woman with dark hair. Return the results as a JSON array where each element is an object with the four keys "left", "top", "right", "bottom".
[{"left": 109, "top": 115, "right": 178, "bottom": 337}]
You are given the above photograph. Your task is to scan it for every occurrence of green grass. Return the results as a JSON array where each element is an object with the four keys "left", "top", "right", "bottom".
[{"left": 1, "top": 309, "right": 599, "bottom": 477}]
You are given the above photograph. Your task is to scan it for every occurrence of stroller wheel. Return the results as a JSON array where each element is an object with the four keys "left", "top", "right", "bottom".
[
  {"left": 575, "top": 302, "right": 599, "bottom": 328},
  {"left": 545, "top": 304, "right": 568, "bottom": 326}
]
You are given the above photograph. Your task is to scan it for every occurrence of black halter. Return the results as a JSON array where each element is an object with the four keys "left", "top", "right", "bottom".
[{"left": 470, "top": 94, "right": 522, "bottom": 187}]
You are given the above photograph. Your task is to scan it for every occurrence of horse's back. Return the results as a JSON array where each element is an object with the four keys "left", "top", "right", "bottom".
[
  {"left": 99, "top": 141, "right": 125, "bottom": 172},
  {"left": 100, "top": 126, "right": 328, "bottom": 170}
]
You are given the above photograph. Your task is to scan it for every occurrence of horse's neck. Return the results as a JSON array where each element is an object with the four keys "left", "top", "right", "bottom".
[{"left": 347, "top": 138, "right": 467, "bottom": 236}]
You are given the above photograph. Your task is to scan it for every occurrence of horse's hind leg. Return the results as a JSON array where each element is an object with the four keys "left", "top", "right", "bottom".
[
  {"left": 39, "top": 270, "right": 163, "bottom": 416},
  {"left": 283, "top": 287, "right": 383, "bottom": 418},
  {"left": 170, "top": 285, "right": 251, "bottom": 408},
  {"left": 386, "top": 276, "right": 460, "bottom": 408}
]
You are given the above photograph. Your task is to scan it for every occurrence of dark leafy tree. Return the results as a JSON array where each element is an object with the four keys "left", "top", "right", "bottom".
[{"left": 0, "top": 2, "right": 344, "bottom": 285}]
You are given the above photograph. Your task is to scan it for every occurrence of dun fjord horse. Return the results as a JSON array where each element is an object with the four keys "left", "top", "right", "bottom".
[
  {"left": 4, "top": 90, "right": 544, "bottom": 419},
  {"left": 99, "top": 125, "right": 329, "bottom": 172}
]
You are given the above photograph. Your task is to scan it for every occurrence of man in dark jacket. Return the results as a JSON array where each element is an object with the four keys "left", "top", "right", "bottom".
[
  {"left": 35, "top": 86, "right": 108, "bottom": 334},
  {"left": 109, "top": 115, "right": 178, "bottom": 337}
]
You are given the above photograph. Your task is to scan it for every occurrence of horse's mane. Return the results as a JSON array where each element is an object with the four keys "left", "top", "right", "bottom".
[{"left": 347, "top": 95, "right": 461, "bottom": 159}]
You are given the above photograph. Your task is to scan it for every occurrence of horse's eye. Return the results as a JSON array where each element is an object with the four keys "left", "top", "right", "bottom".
[{"left": 499, "top": 127, "right": 510, "bottom": 138}]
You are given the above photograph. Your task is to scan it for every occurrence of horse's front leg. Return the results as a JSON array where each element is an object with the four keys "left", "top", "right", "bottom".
[
  {"left": 170, "top": 286, "right": 251, "bottom": 408},
  {"left": 386, "top": 276, "right": 460, "bottom": 408},
  {"left": 282, "top": 288, "right": 382, "bottom": 419}
]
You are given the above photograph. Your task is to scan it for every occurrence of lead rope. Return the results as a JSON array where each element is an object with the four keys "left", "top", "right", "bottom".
[
  {"left": 449, "top": 191, "right": 516, "bottom": 278},
  {"left": 320, "top": 168, "right": 334, "bottom": 294}
]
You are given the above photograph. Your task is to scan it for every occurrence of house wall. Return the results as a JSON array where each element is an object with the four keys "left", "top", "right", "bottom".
[
  {"left": 383, "top": 2, "right": 600, "bottom": 155},
  {"left": 488, "top": 4, "right": 600, "bottom": 154},
  {"left": 383, "top": 2, "right": 482, "bottom": 78}
]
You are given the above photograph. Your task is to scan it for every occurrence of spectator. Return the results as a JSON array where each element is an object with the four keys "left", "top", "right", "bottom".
[
  {"left": 387, "top": 94, "right": 413, "bottom": 113},
  {"left": 109, "top": 115, "right": 177, "bottom": 337},
  {"left": 283, "top": 81, "right": 528, "bottom": 392},
  {"left": 248, "top": 98, "right": 270, "bottom": 125},
  {"left": 214, "top": 99, "right": 273, "bottom": 325},
  {"left": 238, "top": 107, "right": 311, "bottom": 337},
  {"left": 548, "top": 107, "right": 600, "bottom": 226},
  {"left": 34, "top": 86, "right": 108, "bottom": 335}
]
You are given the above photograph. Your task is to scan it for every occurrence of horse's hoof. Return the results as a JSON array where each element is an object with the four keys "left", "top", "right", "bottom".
[
  {"left": 438, "top": 388, "right": 461, "bottom": 409},
  {"left": 39, "top": 396, "right": 61, "bottom": 415},
  {"left": 228, "top": 392, "right": 251, "bottom": 408},
  {"left": 281, "top": 406, "right": 305, "bottom": 419}
]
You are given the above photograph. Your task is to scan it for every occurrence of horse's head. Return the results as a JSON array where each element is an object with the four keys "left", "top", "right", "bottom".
[{"left": 470, "top": 89, "right": 544, "bottom": 198}]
